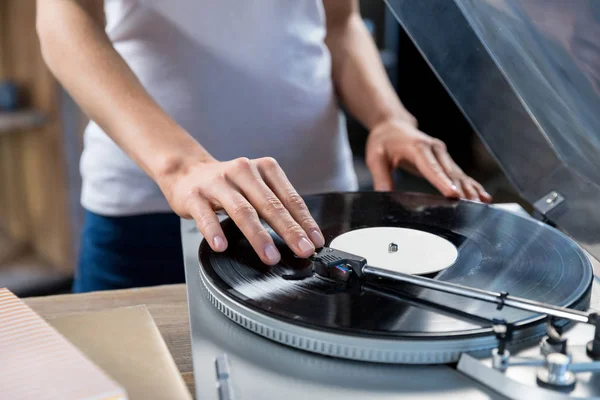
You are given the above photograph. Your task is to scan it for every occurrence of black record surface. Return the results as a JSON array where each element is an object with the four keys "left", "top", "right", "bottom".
[{"left": 199, "top": 192, "right": 593, "bottom": 339}]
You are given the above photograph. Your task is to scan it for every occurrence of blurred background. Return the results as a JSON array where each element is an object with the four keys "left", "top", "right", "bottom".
[{"left": 0, "top": 1, "right": 521, "bottom": 297}]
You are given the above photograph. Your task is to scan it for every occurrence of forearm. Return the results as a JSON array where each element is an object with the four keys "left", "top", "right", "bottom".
[
  {"left": 36, "top": 0, "right": 211, "bottom": 182},
  {"left": 325, "top": 9, "right": 416, "bottom": 130}
]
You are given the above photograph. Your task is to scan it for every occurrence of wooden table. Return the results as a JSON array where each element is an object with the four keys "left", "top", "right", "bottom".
[
  {"left": 21, "top": 260, "right": 600, "bottom": 400},
  {"left": 24, "top": 284, "right": 195, "bottom": 396}
]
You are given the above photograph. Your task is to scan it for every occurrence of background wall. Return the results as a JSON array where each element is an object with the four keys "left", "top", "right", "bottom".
[{"left": 0, "top": 0, "right": 78, "bottom": 295}]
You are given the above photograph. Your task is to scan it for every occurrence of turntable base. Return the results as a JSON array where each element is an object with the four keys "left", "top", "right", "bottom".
[
  {"left": 182, "top": 218, "right": 503, "bottom": 400},
  {"left": 182, "top": 198, "right": 599, "bottom": 399}
]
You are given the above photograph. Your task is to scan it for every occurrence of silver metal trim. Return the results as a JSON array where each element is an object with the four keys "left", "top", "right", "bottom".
[
  {"left": 458, "top": 354, "right": 572, "bottom": 400},
  {"left": 198, "top": 265, "right": 555, "bottom": 365}
]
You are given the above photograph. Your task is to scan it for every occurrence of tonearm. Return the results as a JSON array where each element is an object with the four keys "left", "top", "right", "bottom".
[{"left": 310, "top": 247, "right": 600, "bottom": 360}]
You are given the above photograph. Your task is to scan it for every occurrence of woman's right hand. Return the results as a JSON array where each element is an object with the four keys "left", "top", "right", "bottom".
[
  {"left": 36, "top": 1, "right": 325, "bottom": 265},
  {"left": 159, "top": 156, "right": 325, "bottom": 265},
  {"left": 36, "top": 1, "right": 324, "bottom": 266}
]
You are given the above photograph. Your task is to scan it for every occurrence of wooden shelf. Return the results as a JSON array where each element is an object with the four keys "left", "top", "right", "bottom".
[
  {"left": 0, "top": 252, "right": 72, "bottom": 296},
  {"left": 0, "top": 110, "right": 46, "bottom": 134},
  {"left": 0, "top": 229, "right": 27, "bottom": 265},
  {"left": 0, "top": 1, "right": 74, "bottom": 275}
]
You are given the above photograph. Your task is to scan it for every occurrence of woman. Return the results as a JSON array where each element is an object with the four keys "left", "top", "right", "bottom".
[{"left": 36, "top": 0, "right": 490, "bottom": 292}]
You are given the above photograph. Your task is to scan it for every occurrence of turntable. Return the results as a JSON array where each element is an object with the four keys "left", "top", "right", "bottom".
[{"left": 182, "top": 0, "right": 600, "bottom": 399}]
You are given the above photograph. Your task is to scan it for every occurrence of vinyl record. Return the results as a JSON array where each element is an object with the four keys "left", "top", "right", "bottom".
[{"left": 198, "top": 192, "right": 593, "bottom": 364}]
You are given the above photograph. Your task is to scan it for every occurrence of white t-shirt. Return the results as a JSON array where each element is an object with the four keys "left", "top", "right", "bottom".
[{"left": 81, "top": 0, "right": 358, "bottom": 216}]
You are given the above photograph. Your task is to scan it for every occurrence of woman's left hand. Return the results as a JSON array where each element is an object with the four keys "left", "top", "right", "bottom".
[{"left": 365, "top": 118, "right": 492, "bottom": 203}]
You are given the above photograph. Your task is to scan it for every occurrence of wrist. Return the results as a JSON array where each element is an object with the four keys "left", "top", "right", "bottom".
[
  {"left": 152, "top": 142, "right": 215, "bottom": 184},
  {"left": 370, "top": 114, "right": 417, "bottom": 134},
  {"left": 370, "top": 111, "right": 418, "bottom": 133}
]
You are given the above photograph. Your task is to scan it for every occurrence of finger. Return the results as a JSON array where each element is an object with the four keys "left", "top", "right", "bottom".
[
  {"left": 257, "top": 157, "right": 325, "bottom": 248},
  {"left": 460, "top": 178, "right": 481, "bottom": 201},
  {"left": 431, "top": 140, "right": 462, "bottom": 176},
  {"left": 189, "top": 197, "right": 227, "bottom": 252},
  {"left": 471, "top": 180, "right": 493, "bottom": 203},
  {"left": 414, "top": 144, "right": 462, "bottom": 198},
  {"left": 215, "top": 183, "right": 281, "bottom": 265},
  {"left": 396, "top": 160, "right": 422, "bottom": 178},
  {"left": 366, "top": 151, "right": 394, "bottom": 191},
  {"left": 430, "top": 141, "right": 469, "bottom": 198},
  {"left": 226, "top": 159, "right": 315, "bottom": 258}
]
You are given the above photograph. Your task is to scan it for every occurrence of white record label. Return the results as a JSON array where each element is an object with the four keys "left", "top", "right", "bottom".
[{"left": 329, "top": 227, "right": 458, "bottom": 275}]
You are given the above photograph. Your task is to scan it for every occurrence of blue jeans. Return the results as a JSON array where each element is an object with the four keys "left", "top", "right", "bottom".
[{"left": 73, "top": 211, "right": 185, "bottom": 293}]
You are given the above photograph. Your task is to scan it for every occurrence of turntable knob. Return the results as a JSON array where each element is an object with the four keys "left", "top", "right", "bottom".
[{"left": 536, "top": 353, "right": 576, "bottom": 392}]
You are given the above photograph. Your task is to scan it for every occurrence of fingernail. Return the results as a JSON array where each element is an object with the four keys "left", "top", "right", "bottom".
[
  {"left": 451, "top": 184, "right": 460, "bottom": 193},
  {"left": 298, "top": 237, "right": 314, "bottom": 254},
  {"left": 264, "top": 244, "right": 280, "bottom": 263},
  {"left": 213, "top": 235, "right": 226, "bottom": 252},
  {"left": 309, "top": 230, "right": 325, "bottom": 248}
]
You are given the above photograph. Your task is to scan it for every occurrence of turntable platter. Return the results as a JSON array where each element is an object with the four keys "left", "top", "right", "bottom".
[{"left": 197, "top": 192, "right": 593, "bottom": 364}]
